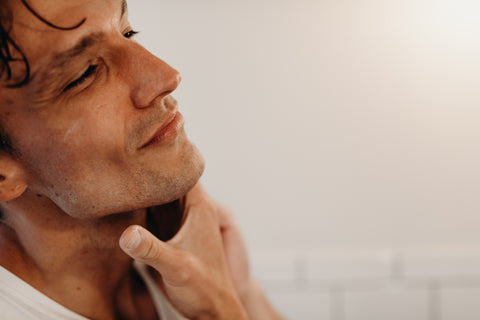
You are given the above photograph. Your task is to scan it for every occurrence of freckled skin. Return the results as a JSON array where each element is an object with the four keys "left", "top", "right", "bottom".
[
  {"left": 0, "top": 0, "right": 204, "bottom": 218},
  {"left": 0, "top": 1, "right": 206, "bottom": 318}
]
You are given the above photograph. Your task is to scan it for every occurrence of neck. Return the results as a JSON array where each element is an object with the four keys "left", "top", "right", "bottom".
[{"left": 0, "top": 190, "right": 150, "bottom": 319}]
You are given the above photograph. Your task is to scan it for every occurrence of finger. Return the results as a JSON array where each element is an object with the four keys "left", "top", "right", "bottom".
[
  {"left": 119, "top": 225, "right": 178, "bottom": 274},
  {"left": 216, "top": 205, "right": 251, "bottom": 293},
  {"left": 169, "top": 185, "right": 219, "bottom": 244},
  {"left": 169, "top": 204, "right": 220, "bottom": 246},
  {"left": 184, "top": 182, "right": 210, "bottom": 208},
  {"left": 217, "top": 203, "right": 238, "bottom": 230},
  {"left": 173, "top": 182, "right": 209, "bottom": 235},
  {"left": 216, "top": 204, "right": 246, "bottom": 252}
]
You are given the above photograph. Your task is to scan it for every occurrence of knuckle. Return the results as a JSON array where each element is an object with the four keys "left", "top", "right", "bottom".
[
  {"left": 175, "top": 252, "right": 199, "bottom": 283},
  {"left": 141, "top": 238, "right": 160, "bottom": 262},
  {"left": 203, "top": 201, "right": 217, "bottom": 218},
  {"left": 218, "top": 204, "right": 233, "bottom": 219},
  {"left": 176, "top": 267, "right": 192, "bottom": 283}
]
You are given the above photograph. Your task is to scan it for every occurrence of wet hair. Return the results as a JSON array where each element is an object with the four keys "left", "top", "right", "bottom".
[
  {"left": 0, "top": 2, "right": 25, "bottom": 88},
  {"left": 0, "top": 0, "right": 85, "bottom": 152},
  {"left": 1, "top": 0, "right": 85, "bottom": 88},
  {"left": 0, "top": 2, "right": 19, "bottom": 153}
]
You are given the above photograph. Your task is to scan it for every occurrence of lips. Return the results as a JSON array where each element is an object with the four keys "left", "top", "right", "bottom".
[{"left": 140, "top": 111, "right": 185, "bottom": 149}]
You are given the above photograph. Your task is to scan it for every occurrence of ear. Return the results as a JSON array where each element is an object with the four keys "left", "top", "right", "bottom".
[{"left": 0, "top": 153, "right": 28, "bottom": 201}]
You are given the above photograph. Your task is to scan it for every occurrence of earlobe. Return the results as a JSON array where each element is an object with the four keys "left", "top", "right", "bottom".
[{"left": 0, "top": 154, "right": 28, "bottom": 202}]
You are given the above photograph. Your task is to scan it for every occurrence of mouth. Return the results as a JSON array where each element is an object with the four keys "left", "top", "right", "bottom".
[{"left": 140, "top": 111, "right": 185, "bottom": 149}]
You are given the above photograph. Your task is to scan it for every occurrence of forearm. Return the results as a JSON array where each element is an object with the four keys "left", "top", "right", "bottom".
[{"left": 241, "top": 279, "right": 285, "bottom": 320}]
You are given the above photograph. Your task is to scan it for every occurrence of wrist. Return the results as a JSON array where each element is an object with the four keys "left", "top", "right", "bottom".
[
  {"left": 239, "top": 278, "right": 261, "bottom": 304},
  {"left": 193, "top": 292, "right": 248, "bottom": 320},
  {"left": 239, "top": 279, "right": 285, "bottom": 320}
]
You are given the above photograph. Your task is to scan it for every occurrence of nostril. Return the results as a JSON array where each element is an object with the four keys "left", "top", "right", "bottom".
[{"left": 128, "top": 50, "right": 181, "bottom": 108}]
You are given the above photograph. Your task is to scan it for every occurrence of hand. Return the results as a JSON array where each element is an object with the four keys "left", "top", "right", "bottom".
[
  {"left": 215, "top": 203, "right": 285, "bottom": 320},
  {"left": 119, "top": 183, "right": 247, "bottom": 320},
  {"left": 216, "top": 203, "right": 251, "bottom": 300}
]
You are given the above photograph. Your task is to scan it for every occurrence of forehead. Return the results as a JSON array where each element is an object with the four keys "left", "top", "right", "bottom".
[
  {"left": 7, "top": 0, "right": 125, "bottom": 79},
  {"left": 0, "top": 0, "right": 128, "bottom": 106},
  {"left": 9, "top": 0, "right": 125, "bottom": 28}
]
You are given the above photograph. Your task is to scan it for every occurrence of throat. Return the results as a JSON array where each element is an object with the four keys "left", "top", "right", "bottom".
[
  {"left": 0, "top": 208, "right": 149, "bottom": 320},
  {"left": 0, "top": 197, "right": 185, "bottom": 320}
]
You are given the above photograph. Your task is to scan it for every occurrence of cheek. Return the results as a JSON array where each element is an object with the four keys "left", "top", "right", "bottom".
[
  {"left": 59, "top": 103, "right": 127, "bottom": 155},
  {"left": 64, "top": 105, "right": 127, "bottom": 157},
  {"left": 61, "top": 120, "right": 82, "bottom": 143},
  {"left": 16, "top": 105, "right": 126, "bottom": 184}
]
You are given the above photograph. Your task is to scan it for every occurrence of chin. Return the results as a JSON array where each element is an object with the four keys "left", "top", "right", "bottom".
[
  {"left": 59, "top": 143, "right": 205, "bottom": 219},
  {"left": 157, "top": 142, "right": 205, "bottom": 204},
  {"left": 131, "top": 141, "right": 206, "bottom": 213}
]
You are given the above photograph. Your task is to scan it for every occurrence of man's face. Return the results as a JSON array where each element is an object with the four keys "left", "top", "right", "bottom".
[{"left": 0, "top": 0, "right": 204, "bottom": 218}]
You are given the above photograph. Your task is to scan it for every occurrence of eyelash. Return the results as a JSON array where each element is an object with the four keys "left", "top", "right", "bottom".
[
  {"left": 63, "top": 64, "right": 98, "bottom": 91},
  {"left": 123, "top": 30, "right": 139, "bottom": 38},
  {"left": 63, "top": 29, "right": 139, "bottom": 92}
]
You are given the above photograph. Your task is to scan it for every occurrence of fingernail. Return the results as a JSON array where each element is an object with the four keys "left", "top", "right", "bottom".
[{"left": 120, "top": 226, "right": 141, "bottom": 250}]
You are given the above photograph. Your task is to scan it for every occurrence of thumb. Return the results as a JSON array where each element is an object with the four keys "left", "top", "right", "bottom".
[{"left": 119, "top": 225, "right": 175, "bottom": 273}]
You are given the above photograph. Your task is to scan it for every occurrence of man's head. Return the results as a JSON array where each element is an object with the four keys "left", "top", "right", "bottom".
[{"left": 0, "top": 0, "right": 204, "bottom": 218}]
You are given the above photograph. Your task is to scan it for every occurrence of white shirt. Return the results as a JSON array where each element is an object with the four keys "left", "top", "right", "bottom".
[{"left": 0, "top": 262, "right": 187, "bottom": 320}]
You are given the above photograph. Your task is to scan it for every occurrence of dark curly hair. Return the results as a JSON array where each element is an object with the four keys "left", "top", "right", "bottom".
[
  {"left": 0, "top": 0, "right": 85, "bottom": 152},
  {"left": 0, "top": 2, "right": 26, "bottom": 88},
  {"left": 1, "top": 0, "right": 85, "bottom": 88},
  {"left": 0, "top": 1, "right": 85, "bottom": 220}
]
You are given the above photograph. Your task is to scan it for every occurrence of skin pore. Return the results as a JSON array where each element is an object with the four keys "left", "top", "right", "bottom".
[{"left": 0, "top": 0, "right": 204, "bottom": 318}]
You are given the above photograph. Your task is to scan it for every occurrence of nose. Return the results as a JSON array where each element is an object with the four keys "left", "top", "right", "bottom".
[{"left": 120, "top": 42, "right": 181, "bottom": 109}]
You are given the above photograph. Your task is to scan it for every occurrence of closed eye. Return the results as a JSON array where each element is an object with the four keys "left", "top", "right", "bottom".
[
  {"left": 62, "top": 30, "right": 137, "bottom": 92},
  {"left": 64, "top": 64, "right": 98, "bottom": 92}
]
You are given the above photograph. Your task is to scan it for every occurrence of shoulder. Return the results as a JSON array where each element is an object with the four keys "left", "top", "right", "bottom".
[{"left": 0, "top": 266, "right": 88, "bottom": 320}]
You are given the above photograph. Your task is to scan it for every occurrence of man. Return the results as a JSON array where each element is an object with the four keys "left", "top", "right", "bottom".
[{"left": 0, "top": 0, "right": 283, "bottom": 319}]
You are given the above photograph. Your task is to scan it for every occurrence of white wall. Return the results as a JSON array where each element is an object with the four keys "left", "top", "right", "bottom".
[{"left": 128, "top": 1, "right": 480, "bottom": 318}]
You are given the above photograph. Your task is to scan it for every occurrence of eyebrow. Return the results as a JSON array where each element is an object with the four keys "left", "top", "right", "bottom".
[
  {"left": 33, "top": 0, "right": 128, "bottom": 84},
  {"left": 48, "top": 32, "right": 104, "bottom": 72}
]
